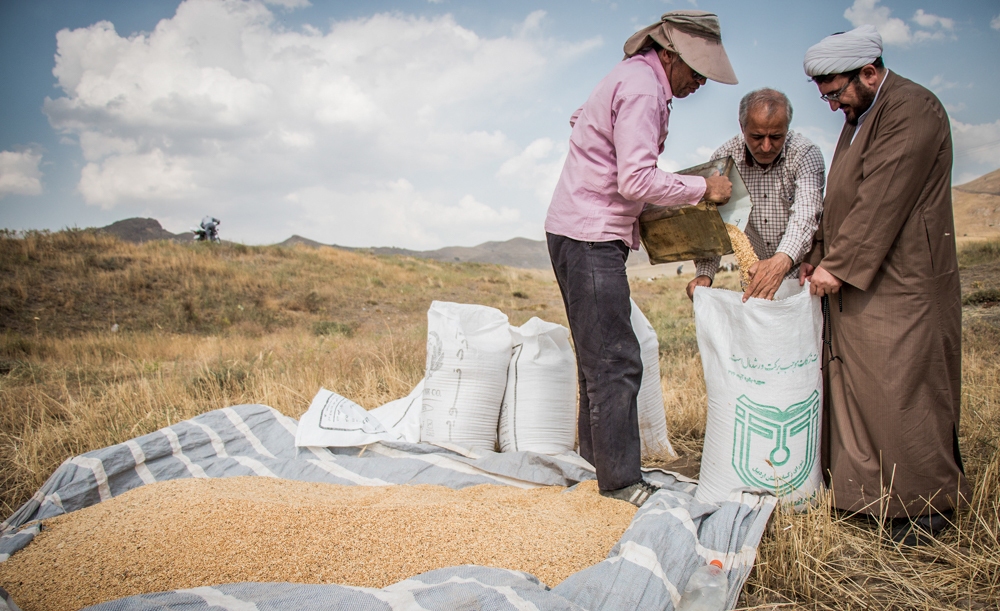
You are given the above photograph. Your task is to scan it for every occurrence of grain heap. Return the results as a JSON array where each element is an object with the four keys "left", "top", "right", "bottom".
[
  {"left": 725, "top": 223, "right": 758, "bottom": 289},
  {"left": 0, "top": 477, "right": 636, "bottom": 611}
]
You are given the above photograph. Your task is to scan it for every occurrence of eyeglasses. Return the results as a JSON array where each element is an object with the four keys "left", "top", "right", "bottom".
[
  {"left": 820, "top": 79, "right": 852, "bottom": 103},
  {"left": 691, "top": 68, "right": 706, "bottom": 82}
]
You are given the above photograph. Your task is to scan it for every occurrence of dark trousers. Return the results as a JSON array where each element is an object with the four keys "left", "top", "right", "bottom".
[{"left": 547, "top": 233, "right": 644, "bottom": 491}]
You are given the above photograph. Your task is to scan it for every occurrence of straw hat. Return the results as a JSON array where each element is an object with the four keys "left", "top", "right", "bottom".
[{"left": 624, "top": 11, "right": 738, "bottom": 85}]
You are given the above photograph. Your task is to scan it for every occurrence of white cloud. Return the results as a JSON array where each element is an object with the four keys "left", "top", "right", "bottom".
[
  {"left": 78, "top": 149, "right": 197, "bottom": 209},
  {"left": 694, "top": 146, "right": 715, "bottom": 160},
  {"left": 515, "top": 10, "right": 546, "bottom": 38},
  {"left": 912, "top": 9, "right": 953, "bottom": 30},
  {"left": 928, "top": 75, "right": 959, "bottom": 92},
  {"left": 0, "top": 150, "right": 44, "bottom": 198},
  {"left": 951, "top": 119, "right": 1000, "bottom": 169},
  {"left": 656, "top": 158, "right": 681, "bottom": 173},
  {"left": 42, "top": 1, "right": 596, "bottom": 246},
  {"left": 282, "top": 180, "right": 531, "bottom": 249},
  {"left": 496, "top": 138, "right": 566, "bottom": 204},
  {"left": 845, "top": 0, "right": 912, "bottom": 45},
  {"left": 844, "top": 1, "right": 955, "bottom": 46},
  {"left": 263, "top": 0, "right": 310, "bottom": 8},
  {"left": 992, "top": 15, "right": 1000, "bottom": 30}
]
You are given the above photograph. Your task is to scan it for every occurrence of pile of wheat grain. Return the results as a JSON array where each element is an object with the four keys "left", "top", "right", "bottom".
[{"left": 0, "top": 477, "right": 635, "bottom": 611}]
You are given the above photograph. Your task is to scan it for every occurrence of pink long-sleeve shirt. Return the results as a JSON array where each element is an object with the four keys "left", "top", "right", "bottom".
[{"left": 545, "top": 48, "right": 707, "bottom": 249}]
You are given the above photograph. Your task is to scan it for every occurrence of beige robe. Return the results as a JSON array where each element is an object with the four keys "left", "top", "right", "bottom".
[{"left": 808, "top": 71, "right": 969, "bottom": 517}]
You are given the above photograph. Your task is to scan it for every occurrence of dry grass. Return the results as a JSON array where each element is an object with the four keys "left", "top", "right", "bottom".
[{"left": 1, "top": 229, "right": 998, "bottom": 610}]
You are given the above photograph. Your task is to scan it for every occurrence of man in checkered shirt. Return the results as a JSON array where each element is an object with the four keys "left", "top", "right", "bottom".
[{"left": 686, "top": 88, "right": 826, "bottom": 301}]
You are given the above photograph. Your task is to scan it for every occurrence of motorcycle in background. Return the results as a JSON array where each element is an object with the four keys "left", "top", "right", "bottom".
[{"left": 192, "top": 216, "right": 221, "bottom": 243}]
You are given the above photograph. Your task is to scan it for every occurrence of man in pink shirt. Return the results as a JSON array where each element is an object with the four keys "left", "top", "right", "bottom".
[{"left": 545, "top": 11, "right": 737, "bottom": 507}]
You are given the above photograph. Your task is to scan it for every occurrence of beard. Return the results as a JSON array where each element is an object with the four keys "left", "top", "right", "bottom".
[{"left": 844, "top": 80, "right": 877, "bottom": 125}]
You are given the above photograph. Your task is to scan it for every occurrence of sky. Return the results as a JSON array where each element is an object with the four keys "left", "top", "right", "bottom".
[{"left": 1, "top": 0, "right": 998, "bottom": 248}]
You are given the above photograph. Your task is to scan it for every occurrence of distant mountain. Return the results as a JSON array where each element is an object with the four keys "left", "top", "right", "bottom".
[
  {"left": 277, "top": 235, "right": 329, "bottom": 249},
  {"left": 281, "top": 234, "right": 654, "bottom": 270},
  {"left": 94, "top": 218, "right": 687, "bottom": 271},
  {"left": 953, "top": 168, "right": 1000, "bottom": 240},
  {"left": 374, "top": 237, "right": 552, "bottom": 269},
  {"left": 99, "top": 218, "right": 191, "bottom": 243},
  {"left": 279, "top": 235, "right": 551, "bottom": 269}
]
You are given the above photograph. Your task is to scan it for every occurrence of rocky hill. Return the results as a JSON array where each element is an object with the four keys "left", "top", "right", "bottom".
[
  {"left": 953, "top": 168, "right": 1000, "bottom": 240},
  {"left": 98, "top": 218, "right": 190, "bottom": 243}
]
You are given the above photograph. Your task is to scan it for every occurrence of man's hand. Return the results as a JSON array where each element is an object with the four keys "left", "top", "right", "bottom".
[
  {"left": 798, "top": 262, "right": 814, "bottom": 286},
  {"left": 703, "top": 170, "right": 732, "bottom": 205},
  {"left": 808, "top": 265, "right": 842, "bottom": 297},
  {"left": 686, "top": 275, "right": 712, "bottom": 300},
  {"left": 742, "top": 253, "right": 792, "bottom": 302}
]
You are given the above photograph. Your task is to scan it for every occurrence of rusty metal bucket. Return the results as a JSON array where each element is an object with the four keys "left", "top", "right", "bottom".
[{"left": 638, "top": 156, "right": 753, "bottom": 264}]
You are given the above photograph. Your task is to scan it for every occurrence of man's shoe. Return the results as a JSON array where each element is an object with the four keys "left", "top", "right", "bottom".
[
  {"left": 889, "top": 509, "right": 954, "bottom": 546},
  {"left": 600, "top": 480, "right": 660, "bottom": 508}
]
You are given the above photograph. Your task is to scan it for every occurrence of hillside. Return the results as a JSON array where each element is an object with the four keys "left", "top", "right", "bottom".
[
  {"left": 282, "top": 234, "right": 654, "bottom": 269},
  {"left": 0, "top": 230, "right": 570, "bottom": 340},
  {"left": 279, "top": 235, "right": 555, "bottom": 270},
  {"left": 955, "top": 168, "right": 1000, "bottom": 195},
  {"left": 1, "top": 229, "right": 998, "bottom": 611},
  {"left": 953, "top": 168, "right": 1000, "bottom": 240}
]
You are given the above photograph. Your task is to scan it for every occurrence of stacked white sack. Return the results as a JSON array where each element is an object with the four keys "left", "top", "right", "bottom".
[
  {"left": 630, "top": 299, "right": 677, "bottom": 459},
  {"left": 420, "top": 301, "right": 512, "bottom": 451},
  {"left": 498, "top": 317, "right": 577, "bottom": 454},
  {"left": 693, "top": 279, "right": 824, "bottom": 509}
]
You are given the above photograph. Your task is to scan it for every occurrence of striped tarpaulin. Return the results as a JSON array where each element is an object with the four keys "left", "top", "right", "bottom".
[{"left": 0, "top": 404, "right": 776, "bottom": 611}]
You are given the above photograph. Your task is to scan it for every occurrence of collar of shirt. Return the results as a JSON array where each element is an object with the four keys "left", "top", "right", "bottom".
[
  {"left": 740, "top": 138, "right": 786, "bottom": 172},
  {"left": 635, "top": 48, "right": 674, "bottom": 103},
  {"left": 851, "top": 69, "right": 890, "bottom": 143}
]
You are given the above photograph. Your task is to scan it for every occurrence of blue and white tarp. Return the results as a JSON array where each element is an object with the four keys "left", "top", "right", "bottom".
[{"left": 0, "top": 404, "right": 776, "bottom": 611}]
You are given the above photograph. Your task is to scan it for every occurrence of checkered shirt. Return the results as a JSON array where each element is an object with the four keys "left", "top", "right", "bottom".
[{"left": 695, "top": 130, "right": 825, "bottom": 281}]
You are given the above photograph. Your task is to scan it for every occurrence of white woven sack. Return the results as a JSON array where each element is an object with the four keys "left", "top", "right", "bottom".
[
  {"left": 295, "top": 388, "right": 392, "bottom": 448},
  {"left": 693, "top": 279, "right": 824, "bottom": 509},
  {"left": 421, "top": 301, "right": 512, "bottom": 451},
  {"left": 630, "top": 299, "right": 677, "bottom": 459},
  {"left": 369, "top": 380, "right": 423, "bottom": 444},
  {"left": 498, "top": 317, "right": 577, "bottom": 454}
]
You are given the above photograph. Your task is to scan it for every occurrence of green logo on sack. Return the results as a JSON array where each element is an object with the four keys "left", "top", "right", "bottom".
[{"left": 731, "top": 390, "right": 820, "bottom": 496}]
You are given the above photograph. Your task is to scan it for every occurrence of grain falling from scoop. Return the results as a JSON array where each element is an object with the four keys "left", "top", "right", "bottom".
[{"left": 726, "top": 223, "right": 758, "bottom": 289}]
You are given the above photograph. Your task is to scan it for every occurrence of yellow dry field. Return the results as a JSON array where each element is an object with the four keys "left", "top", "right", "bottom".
[
  {"left": 0, "top": 478, "right": 633, "bottom": 611},
  {"left": 1, "top": 230, "right": 998, "bottom": 610}
]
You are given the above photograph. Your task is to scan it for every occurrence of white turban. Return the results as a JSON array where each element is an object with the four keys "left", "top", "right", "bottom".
[{"left": 803, "top": 25, "right": 883, "bottom": 77}]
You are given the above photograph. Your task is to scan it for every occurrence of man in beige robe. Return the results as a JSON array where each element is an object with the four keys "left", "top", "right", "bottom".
[{"left": 800, "top": 26, "right": 969, "bottom": 543}]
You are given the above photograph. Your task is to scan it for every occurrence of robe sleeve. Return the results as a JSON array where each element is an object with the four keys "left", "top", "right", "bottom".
[
  {"left": 804, "top": 221, "right": 824, "bottom": 268},
  {"left": 819, "top": 91, "right": 948, "bottom": 291}
]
